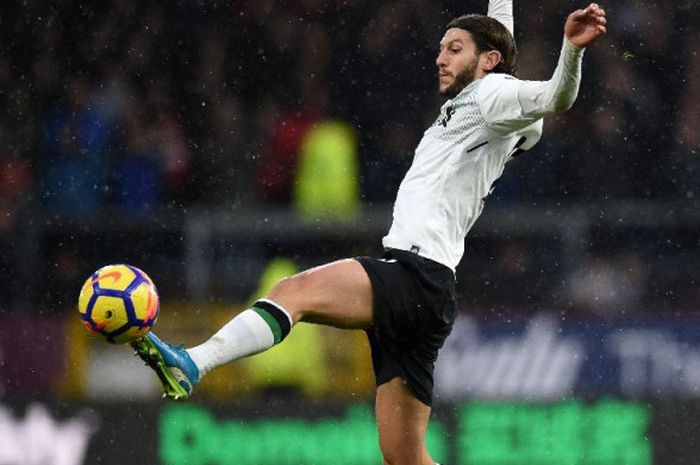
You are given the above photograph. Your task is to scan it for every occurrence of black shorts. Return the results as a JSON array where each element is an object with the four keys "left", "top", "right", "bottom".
[{"left": 356, "top": 249, "right": 456, "bottom": 406}]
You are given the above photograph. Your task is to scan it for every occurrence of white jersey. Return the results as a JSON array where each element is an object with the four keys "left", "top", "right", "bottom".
[{"left": 383, "top": 38, "right": 585, "bottom": 271}]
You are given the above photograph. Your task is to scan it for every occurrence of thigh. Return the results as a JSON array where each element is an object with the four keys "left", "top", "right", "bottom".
[
  {"left": 266, "top": 258, "right": 374, "bottom": 329},
  {"left": 375, "top": 377, "right": 434, "bottom": 465}
]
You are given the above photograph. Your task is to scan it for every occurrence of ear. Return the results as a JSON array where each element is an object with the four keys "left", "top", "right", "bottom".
[{"left": 480, "top": 50, "right": 503, "bottom": 72}]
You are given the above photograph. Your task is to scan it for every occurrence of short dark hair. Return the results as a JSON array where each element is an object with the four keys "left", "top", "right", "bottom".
[{"left": 446, "top": 14, "right": 517, "bottom": 75}]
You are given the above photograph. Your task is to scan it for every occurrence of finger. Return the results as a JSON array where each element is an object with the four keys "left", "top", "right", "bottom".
[
  {"left": 586, "top": 3, "right": 605, "bottom": 17},
  {"left": 586, "top": 9, "right": 606, "bottom": 25},
  {"left": 569, "top": 8, "right": 587, "bottom": 21}
]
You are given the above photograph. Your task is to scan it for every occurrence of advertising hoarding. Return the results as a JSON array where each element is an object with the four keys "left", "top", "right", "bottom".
[
  {"left": 0, "top": 400, "right": 661, "bottom": 465},
  {"left": 436, "top": 314, "right": 700, "bottom": 400}
]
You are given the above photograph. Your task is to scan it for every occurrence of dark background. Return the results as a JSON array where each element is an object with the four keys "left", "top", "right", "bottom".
[{"left": 0, "top": 1, "right": 697, "bottom": 322}]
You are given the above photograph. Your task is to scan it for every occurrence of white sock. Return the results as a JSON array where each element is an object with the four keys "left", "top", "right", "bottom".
[{"left": 186, "top": 299, "right": 292, "bottom": 377}]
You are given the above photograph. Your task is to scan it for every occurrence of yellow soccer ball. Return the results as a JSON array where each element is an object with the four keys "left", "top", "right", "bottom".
[{"left": 78, "top": 264, "right": 160, "bottom": 344}]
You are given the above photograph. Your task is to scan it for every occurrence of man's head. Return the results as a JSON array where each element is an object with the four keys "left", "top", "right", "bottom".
[{"left": 436, "top": 14, "right": 517, "bottom": 98}]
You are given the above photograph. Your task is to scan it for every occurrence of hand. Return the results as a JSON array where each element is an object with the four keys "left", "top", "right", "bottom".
[{"left": 565, "top": 3, "right": 607, "bottom": 48}]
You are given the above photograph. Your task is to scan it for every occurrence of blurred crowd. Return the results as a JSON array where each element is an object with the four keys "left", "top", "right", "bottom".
[{"left": 0, "top": 0, "right": 698, "bottom": 315}]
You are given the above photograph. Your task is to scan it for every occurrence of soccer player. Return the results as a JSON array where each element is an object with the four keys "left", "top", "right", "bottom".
[{"left": 133, "top": 2, "right": 606, "bottom": 464}]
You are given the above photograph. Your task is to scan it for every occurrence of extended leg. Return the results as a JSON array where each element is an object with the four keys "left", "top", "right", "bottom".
[
  {"left": 268, "top": 258, "right": 374, "bottom": 328},
  {"left": 135, "top": 258, "right": 375, "bottom": 399}
]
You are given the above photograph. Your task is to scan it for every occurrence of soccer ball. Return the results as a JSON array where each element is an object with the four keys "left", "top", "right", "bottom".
[{"left": 78, "top": 264, "right": 160, "bottom": 344}]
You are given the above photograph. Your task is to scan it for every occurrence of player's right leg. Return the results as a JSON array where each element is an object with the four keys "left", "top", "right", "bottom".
[
  {"left": 131, "top": 332, "right": 200, "bottom": 400},
  {"left": 134, "top": 258, "right": 373, "bottom": 400},
  {"left": 267, "top": 258, "right": 374, "bottom": 328}
]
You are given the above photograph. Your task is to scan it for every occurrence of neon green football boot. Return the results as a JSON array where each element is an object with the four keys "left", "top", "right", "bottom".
[{"left": 131, "top": 332, "right": 200, "bottom": 400}]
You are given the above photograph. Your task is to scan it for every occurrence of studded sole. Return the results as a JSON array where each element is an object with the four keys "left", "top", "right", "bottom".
[{"left": 131, "top": 337, "right": 190, "bottom": 401}]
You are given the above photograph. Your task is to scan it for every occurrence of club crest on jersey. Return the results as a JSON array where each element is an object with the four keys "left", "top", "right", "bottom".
[{"left": 435, "top": 105, "right": 456, "bottom": 127}]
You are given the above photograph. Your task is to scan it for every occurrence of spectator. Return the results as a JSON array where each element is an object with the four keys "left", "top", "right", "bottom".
[
  {"left": 113, "top": 103, "right": 164, "bottom": 215},
  {"left": 38, "top": 77, "right": 112, "bottom": 215}
]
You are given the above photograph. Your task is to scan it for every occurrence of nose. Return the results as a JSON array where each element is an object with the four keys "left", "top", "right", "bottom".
[{"left": 436, "top": 49, "right": 447, "bottom": 68}]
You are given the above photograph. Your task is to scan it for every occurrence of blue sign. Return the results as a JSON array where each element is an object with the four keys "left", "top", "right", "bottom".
[{"left": 435, "top": 315, "right": 700, "bottom": 401}]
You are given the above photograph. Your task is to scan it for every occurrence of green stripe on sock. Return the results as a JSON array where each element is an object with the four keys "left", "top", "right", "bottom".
[{"left": 252, "top": 306, "right": 283, "bottom": 344}]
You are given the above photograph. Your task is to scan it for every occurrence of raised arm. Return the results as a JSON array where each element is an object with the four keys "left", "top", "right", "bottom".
[
  {"left": 564, "top": 2, "right": 607, "bottom": 48},
  {"left": 516, "top": 37, "right": 584, "bottom": 118},
  {"left": 479, "top": 3, "right": 606, "bottom": 128},
  {"left": 487, "top": 0, "right": 513, "bottom": 36},
  {"left": 518, "top": 3, "right": 606, "bottom": 118}
]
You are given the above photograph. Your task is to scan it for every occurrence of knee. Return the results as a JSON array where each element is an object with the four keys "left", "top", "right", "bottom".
[
  {"left": 382, "top": 454, "right": 402, "bottom": 465},
  {"left": 381, "top": 444, "right": 430, "bottom": 465},
  {"left": 269, "top": 272, "right": 307, "bottom": 298},
  {"left": 266, "top": 272, "right": 313, "bottom": 321}
]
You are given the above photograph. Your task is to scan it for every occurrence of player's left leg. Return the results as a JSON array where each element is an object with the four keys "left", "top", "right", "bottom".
[{"left": 375, "top": 377, "right": 436, "bottom": 465}]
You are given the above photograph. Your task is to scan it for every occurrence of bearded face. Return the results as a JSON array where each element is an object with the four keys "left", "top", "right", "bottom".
[{"left": 436, "top": 28, "right": 483, "bottom": 98}]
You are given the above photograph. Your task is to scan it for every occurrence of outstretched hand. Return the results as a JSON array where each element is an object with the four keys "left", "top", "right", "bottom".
[{"left": 565, "top": 3, "right": 607, "bottom": 48}]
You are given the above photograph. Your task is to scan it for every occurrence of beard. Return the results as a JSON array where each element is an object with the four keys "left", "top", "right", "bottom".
[{"left": 439, "top": 59, "right": 478, "bottom": 99}]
